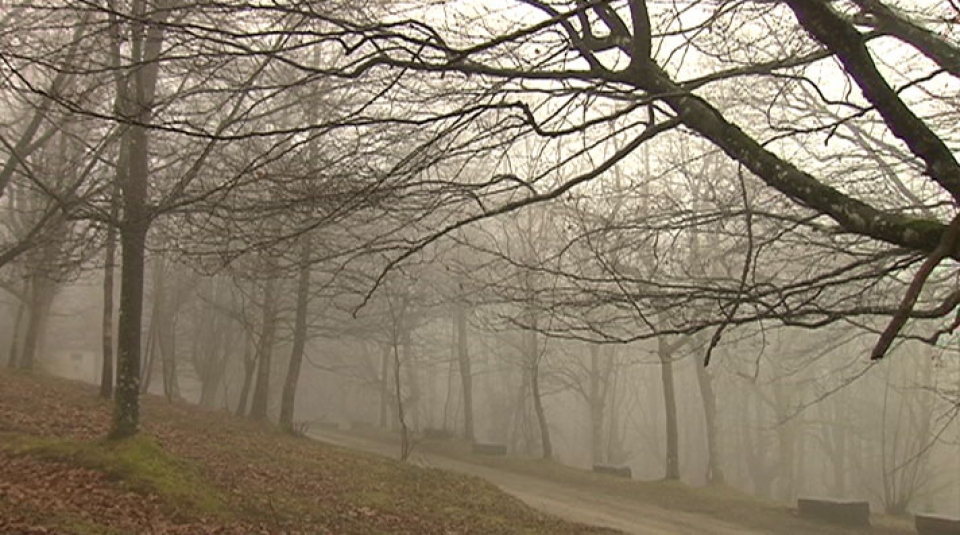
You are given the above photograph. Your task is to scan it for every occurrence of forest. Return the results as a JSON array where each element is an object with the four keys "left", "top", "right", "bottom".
[{"left": 1, "top": 0, "right": 958, "bottom": 529}]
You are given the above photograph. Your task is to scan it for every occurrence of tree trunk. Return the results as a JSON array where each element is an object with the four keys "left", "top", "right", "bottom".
[
  {"left": 510, "top": 360, "right": 534, "bottom": 454},
  {"left": 527, "top": 325, "right": 552, "bottom": 460},
  {"left": 139, "top": 295, "right": 159, "bottom": 394},
  {"left": 198, "top": 315, "right": 230, "bottom": 409},
  {"left": 6, "top": 289, "right": 26, "bottom": 369},
  {"left": 110, "top": 220, "right": 148, "bottom": 439},
  {"left": 19, "top": 277, "right": 54, "bottom": 372},
  {"left": 455, "top": 304, "right": 474, "bottom": 442},
  {"left": 379, "top": 342, "right": 391, "bottom": 428},
  {"left": 694, "top": 354, "right": 724, "bottom": 484},
  {"left": 658, "top": 337, "right": 680, "bottom": 480},
  {"left": 280, "top": 239, "right": 312, "bottom": 431},
  {"left": 589, "top": 344, "right": 605, "bottom": 465},
  {"left": 530, "top": 356, "right": 552, "bottom": 459},
  {"left": 158, "top": 309, "right": 178, "bottom": 401},
  {"left": 108, "top": 0, "right": 165, "bottom": 440},
  {"left": 100, "top": 220, "right": 117, "bottom": 398},
  {"left": 402, "top": 326, "right": 420, "bottom": 432},
  {"left": 606, "top": 369, "right": 623, "bottom": 464},
  {"left": 235, "top": 335, "right": 256, "bottom": 417},
  {"left": 249, "top": 277, "right": 278, "bottom": 421},
  {"left": 394, "top": 335, "right": 411, "bottom": 460}
]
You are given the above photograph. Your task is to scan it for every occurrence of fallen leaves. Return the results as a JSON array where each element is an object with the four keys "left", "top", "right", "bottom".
[{"left": 0, "top": 370, "right": 606, "bottom": 534}]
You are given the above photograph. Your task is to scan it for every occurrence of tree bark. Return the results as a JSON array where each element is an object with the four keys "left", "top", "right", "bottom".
[
  {"left": 110, "top": 219, "right": 147, "bottom": 439},
  {"left": 280, "top": 239, "right": 312, "bottom": 431}
]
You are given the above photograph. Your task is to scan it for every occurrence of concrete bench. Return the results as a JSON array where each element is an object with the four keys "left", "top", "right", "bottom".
[
  {"left": 592, "top": 464, "right": 632, "bottom": 479},
  {"left": 915, "top": 514, "right": 960, "bottom": 535},
  {"left": 471, "top": 442, "right": 507, "bottom": 456},
  {"left": 796, "top": 498, "right": 870, "bottom": 527}
]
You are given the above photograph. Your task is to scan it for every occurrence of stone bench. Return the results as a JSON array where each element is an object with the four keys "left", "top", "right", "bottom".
[
  {"left": 592, "top": 464, "right": 632, "bottom": 479},
  {"left": 471, "top": 442, "right": 507, "bottom": 456},
  {"left": 796, "top": 498, "right": 870, "bottom": 527},
  {"left": 915, "top": 514, "right": 960, "bottom": 535}
]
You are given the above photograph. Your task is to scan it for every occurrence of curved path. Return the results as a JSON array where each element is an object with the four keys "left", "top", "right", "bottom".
[{"left": 307, "top": 428, "right": 762, "bottom": 535}]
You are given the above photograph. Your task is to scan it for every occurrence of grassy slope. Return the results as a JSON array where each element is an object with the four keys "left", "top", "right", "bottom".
[{"left": 0, "top": 370, "right": 614, "bottom": 535}]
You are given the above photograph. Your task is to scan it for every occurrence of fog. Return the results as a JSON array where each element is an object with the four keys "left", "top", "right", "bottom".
[
  {"left": 1, "top": 0, "right": 959, "bottom": 530},
  {"left": 8, "top": 254, "right": 959, "bottom": 519}
]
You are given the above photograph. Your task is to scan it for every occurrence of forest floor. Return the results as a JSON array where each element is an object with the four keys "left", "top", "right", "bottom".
[
  {"left": 310, "top": 426, "right": 918, "bottom": 535},
  {"left": 0, "top": 369, "right": 617, "bottom": 534}
]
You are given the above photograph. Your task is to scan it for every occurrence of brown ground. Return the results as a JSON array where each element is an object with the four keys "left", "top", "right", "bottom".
[{"left": 0, "top": 369, "right": 614, "bottom": 534}]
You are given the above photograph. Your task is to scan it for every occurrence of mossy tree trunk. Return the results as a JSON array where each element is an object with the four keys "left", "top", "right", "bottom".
[{"left": 109, "top": 0, "right": 166, "bottom": 440}]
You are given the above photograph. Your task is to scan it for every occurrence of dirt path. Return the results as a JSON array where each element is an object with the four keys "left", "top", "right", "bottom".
[{"left": 308, "top": 429, "right": 764, "bottom": 535}]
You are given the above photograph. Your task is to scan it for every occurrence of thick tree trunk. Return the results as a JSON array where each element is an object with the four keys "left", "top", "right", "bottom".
[
  {"left": 280, "top": 240, "right": 312, "bottom": 431},
  {"left": 100, "top": 221, "right": 117, "bottom": 398},
  {"left": 110, "top": 220, "right": 147, "bottom": 439},
  {"left": 658, "top": 338, "right": 680, "bottom": 480},
  {"left": 249, "top": 277, "right": 278, "bottom": 421},
  {"left": 108, "top": 0, "right": 165, "bottom": 439}
]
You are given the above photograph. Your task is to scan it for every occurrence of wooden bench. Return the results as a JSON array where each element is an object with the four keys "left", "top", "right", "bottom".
[
  {"left": 915, "top": 514, "right": 960, "bottom": 535},
  {"left": 471, "top": 442, "right": 507, "bottom": 456},
  {"left": 592, "top": 464, "right": 632, "bottom": 479},
  {"left": 797, "top": 498, "right": 870, "bottom": 527}
]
